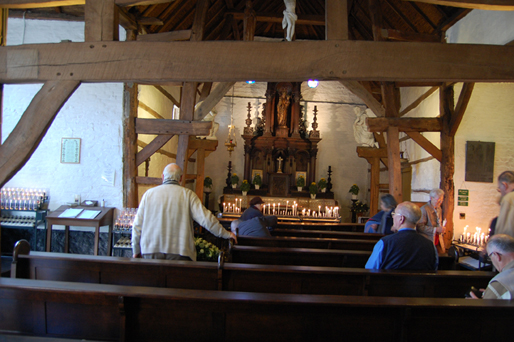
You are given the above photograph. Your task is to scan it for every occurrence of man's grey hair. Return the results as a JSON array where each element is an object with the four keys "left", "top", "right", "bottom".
[
  {"left": 487, "top": 234, "right": 514, "bottom": 254},
  {"left": 163, "top": 163, "right": 182, "bottom": 182},
  {"left": 498, "top": 171, "right": 514, "bottom": 185},
  {"left": 397, "top": 202, "right": 422, "bottom": 224},
  {"left": 429, "top": 188, "right": 444, "bottom": 199}
]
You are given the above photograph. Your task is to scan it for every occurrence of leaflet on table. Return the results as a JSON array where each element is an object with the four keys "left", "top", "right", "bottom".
[
  {"left": 58, "top": 208, "right": 84, "bottom": 218},
  {"left": 77, "top": 210, "right": 102, "bottom": 219}
]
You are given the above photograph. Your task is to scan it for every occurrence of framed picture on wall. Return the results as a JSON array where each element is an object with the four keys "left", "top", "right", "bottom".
[
  {"left": 60, "top": 138, "right": 81, "bottom": 164},
  {"left": 295, "top": 171, "right": 307, "bottom": 181},
  {"left": 251, "top": 169, "right": 263, "bottom": 182}
]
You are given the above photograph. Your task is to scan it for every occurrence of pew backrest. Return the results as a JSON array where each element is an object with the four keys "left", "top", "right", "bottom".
[
  {"left": 1, "top": 277, "right": 513, "bottom": 342},
  {"left": 237, "top": 235, "right": 377, "bottom": 251}
]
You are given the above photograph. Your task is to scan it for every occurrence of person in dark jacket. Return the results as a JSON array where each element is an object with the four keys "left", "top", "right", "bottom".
[
  {"left": 364, "top": 194, "right": 397, "bottom": 235},
  {"left": 240, "top": 196, "right": 265, "bottom": 221},
  {"left": 231, "top": 216, "right": 277, "bottom": 238},
  {"left": 365, "top": 201, "right": 438, "bottom": 270}
]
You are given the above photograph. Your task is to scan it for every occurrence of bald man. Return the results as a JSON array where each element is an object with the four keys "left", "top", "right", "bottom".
[
  {"left": 132, "top": 163, "right": 236, "bottom": 261},
  {"left": 366, "top": 201, "right": 438, "bottom": 270}
]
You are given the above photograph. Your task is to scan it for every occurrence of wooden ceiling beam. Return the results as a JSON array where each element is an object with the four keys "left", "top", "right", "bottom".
[
  {"left": 137, "top": 30, "right": 191, "bottom": 41},
  {"left": 449, "top": 82, "right": 474, "bottom": 136},
  {"left": 405, "top": 131, "right": 442, "bottom": 162},
  {"left": 437, "top": 9, "right": 471, "bottom": 32},
  {"left": 340, "top": 81, "right": 385, "bottom": 117},
  {"left": 195, "top": 82, "right": 235, "bottom": 121},
  {"left": 2, "top": 40, "right": 514, "bottom": 83},
  {"left": 383, "top": 0, "right": 419, "bottom": 32},
  {"left": 0, "top": 0, "right": 176, "bottom": 8},
  {"left": 381, "top": 28, "right": 441, "bottom": 42},
  {"left": 399, "top": 85, "right": 439, "bottom": 116},
  {"left": 135, "top": 118, "right": 211, "bottom": 135},
  {"left": 367, "top": 117, "right": 443, "bottom": 132},
  {"left": 404, "top": 0, "right": 514, "bottom": 11},
  {"left": 229, "top": 12, "right": 325, "bottom": 26}
]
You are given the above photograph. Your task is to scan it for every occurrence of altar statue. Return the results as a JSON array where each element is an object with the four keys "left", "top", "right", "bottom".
[
  {"left": 277, "top": 90, "right": 291, "bottom": 127},
  {"left": 282, "top": 0, "right": 297, "bottom": 42},
  {"left": 196, "top": 110, "right": 219, "bottom": 140},
  {"left": 353, "top": 107, "right": 377, "bottom": 147}
]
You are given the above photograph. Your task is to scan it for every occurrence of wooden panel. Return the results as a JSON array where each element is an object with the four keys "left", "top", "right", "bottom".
[{"left": 2, "top": 41, "right": 514, "bottom": 83}]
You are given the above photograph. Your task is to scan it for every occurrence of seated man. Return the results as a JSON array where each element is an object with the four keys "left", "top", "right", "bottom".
[
  {"left": 240, "top": 196, "right": 265, "bottom": 221},
  {"left": 470, "top": 234, "right": 514, "bottom": 299},
  {"left": 365, "top": 201, "right": 438, "bottom": 270},
  {"left": 231, "top": 216, "right": 277, "bottom": 238}
]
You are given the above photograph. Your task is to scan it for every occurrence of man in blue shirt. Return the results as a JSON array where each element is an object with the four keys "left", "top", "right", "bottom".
[{"left": 365, "top": 201, "right": 438, "bottom": 270}]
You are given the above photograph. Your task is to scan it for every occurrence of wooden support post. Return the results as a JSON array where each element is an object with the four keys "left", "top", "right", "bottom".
[
  {"left": 387, "top": 126, "right": 402, "bottom": 203},
  {"left": 440, "top": 84, "right": 455, "bottom": 249},
  {"left": 123, "top": 82, "right": 138, "bottom": 208},
  {"left": 195, "top": 148, "right": 206, "bottom": 200},
  {"left": 85, "top": 0, "right": 118, "bottom": 41},
  {"left": 369, "top": 157, "right": 380, "bottom": 216},
  {"left": 243, "top": 0, "right": 256, "bottom": 41},
  {"left": 176, "top": 82, "right": 198, "bottom": 180},
  {"left": 326, "top": 0, "right": 348, "bottom": 40}
]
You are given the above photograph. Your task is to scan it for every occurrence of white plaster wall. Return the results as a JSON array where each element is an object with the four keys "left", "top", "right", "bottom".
[
  {"left": 3, "top": 19, "right": 125, "bottom": 228},
  {"left": 446, "top": 10, "right": 514, "bottom": 45},
  {"left": 400, "top": 9, "right": 514, "bottom": 239}
]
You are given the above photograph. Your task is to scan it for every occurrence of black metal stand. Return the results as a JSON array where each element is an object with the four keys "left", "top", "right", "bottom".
[{"left": 351, "top": 199, "right": 357, "bottom": 223}]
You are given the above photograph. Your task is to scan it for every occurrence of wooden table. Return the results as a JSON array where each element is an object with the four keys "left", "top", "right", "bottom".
[{"left": 46, "top": 205, "right": 115, "bottom": 256}]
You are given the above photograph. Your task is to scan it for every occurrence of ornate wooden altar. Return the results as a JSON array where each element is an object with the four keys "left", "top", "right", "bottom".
[{"left": 241, "top": 82, "right": 321, "bottom": 196}]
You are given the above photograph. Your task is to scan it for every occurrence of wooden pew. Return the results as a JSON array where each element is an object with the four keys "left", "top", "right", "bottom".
[
  {"left": 237, "top": 236, "right": 377, "bottom": 251},
  {"left": 1, "top": 277, "right": 513, "bottom": 342},
  {"left": 229, "top": 245, "right": 371, "bottom": 267},
  {"left": 11, "top": 245, "right": 490, "bottom": 298},
  {"left": 271, "top": 228, "right": 384, "bottom": 240},
  {"left": 218, "top": 218, "right": 365, "bottom": 232},
  {"left": 229, "top": 244, "right": 456, "bottom": 269}
]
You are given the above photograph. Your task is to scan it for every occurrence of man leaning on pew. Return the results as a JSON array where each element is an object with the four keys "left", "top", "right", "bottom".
[
  {"left": 365, "top": 201, "right": 438, "bottom": 270},
  {"left": 131, "top": 163, "right": 237, "bottom": 261},
  {"left": 469, "top": 234, "right": 514, "bottom": 299}
]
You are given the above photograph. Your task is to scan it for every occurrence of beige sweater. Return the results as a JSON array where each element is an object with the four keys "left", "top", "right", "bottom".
[
  {"left": 132, "top": 183, "right": 231, "bottom": 260},
  {"left": 495, "top": 191, "right": 514, "bottom": 239}
]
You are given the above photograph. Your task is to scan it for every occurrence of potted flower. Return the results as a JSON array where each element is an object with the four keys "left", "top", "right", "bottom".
[
  {"left": 309, "top": 182, "right": 318, "bottom": 199},
  {"left": 240, "top": 180, "right": 250, "bottom": 196},
  {"left": 203, "top": 176, "right": 213, "bottom": 192},
  {"left": 352, "top": 201, "right": 369, "bottom": 217},
  {"left": 349, "top": 184, "right": 359, "bottom": 200},
  {"left": 253, "top": 174, "right": 262, "bottom": 190},
  {"left": 231, "top": 173, "right": 239, "bottom": 189},
  {"left": 296, "top": 175, "right": 305, "bottom": 191},
  {"left": 318, "top": 178, "right": 327, "bottom": 193}
]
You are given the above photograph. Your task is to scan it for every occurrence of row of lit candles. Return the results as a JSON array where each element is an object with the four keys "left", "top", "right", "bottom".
[
  {"left": 459, "top": 225, "right": 490, "bottom": 246},
  {"left": 0, "top": 197, "right": 44, "bottom": 211},
  {"left": 222, "top": 200, "right": 340, "bottom": 218}
]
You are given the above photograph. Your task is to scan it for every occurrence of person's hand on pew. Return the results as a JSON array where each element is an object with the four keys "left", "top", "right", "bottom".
[
  {"left": 467, "top": 287, "right": 484, "bottom": 299},
  {"left": 230, "top": 232, "right": 238, "bottom": 244},
  {"left": 133, "top": 253, "right": 142, "bottom": 258}
]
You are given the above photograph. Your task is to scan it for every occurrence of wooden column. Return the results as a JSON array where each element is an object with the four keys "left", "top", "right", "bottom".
[
  {"left": 0, "top": 7, "right": 7, "bottom": 257},
  {"left": 369, "top": 157, "right": 380, "bottom": 215},
  {"left": 85, "top": 0, "right": 118, "bottom": 41},
  {"left": 387, "top": 126, "right": 402, "bottom": 203},
  {"left": 176, "top": 0, "right": 208, "bottom": 181},
  {"left": 326, "top": 0, "right": 348, "bottom": 40},
  {"left": 194, "top": 148, "right": 206, "bottom": 198},
  {"left": 440, "top": 84, "right": 455, "bottom": 248},
  {"left": 243, "top": 0, "right": 256, "bottom": 41},
  {"left": 123, "top": 82, "right": 138, "bottom": 208}
]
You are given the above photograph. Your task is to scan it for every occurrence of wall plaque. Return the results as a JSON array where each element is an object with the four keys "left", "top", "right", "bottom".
[
  {"left": 61, "top": 138, "right": 81, "bottom": 164},
  {"left": 465, "top": 141, "right": 495, "bottom": 183}
]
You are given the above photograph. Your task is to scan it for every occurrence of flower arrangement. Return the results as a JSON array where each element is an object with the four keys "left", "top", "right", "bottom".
[
  {"left": 349, "top": 184, "right": 359, "bottom": 195},
  {"left": 351, "top": 201, "right": 369, "bottom": 213},
  {"left": 195, "top": 237, "right": 221, "bottom": 262},
  {"left": 231, "top": 173, "right": 239, "bottom": 185},
  {"left": 203, "top": 176, "right": 213, "bottom": 189},
  {"left": 296, "top": 175, "right": 305, "bottom": 188},
  {"left": 309, "top": 182, "right": 318, "bottom": 194},
  {"left": 253, "top": 174, "right": 262, "bottom": 186},
  {"left": 241, "top": 180, "right": 250, "bottom": 192},
  {"left": 318, "top": 178, "right": 327, "bottom": 190}
]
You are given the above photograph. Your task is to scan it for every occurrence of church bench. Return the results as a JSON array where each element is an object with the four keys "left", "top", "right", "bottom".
[
  {"left": 237, "top": 236, "right": 377, "bottom": 251},
  {"left": 229, "top": 244, "right": 456, "bottom": 269},
  {"left": 218, "top": 218, "right": 365, "bottom": 232},
  {"left": 11, "top": 246, "right": 487, "bottom": 298},
  {"left": 271, "top": 228, "right": 384, "bottom": 240},
  {"left": 1, "top": 277, "right": 513, "bottom": 342}
]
